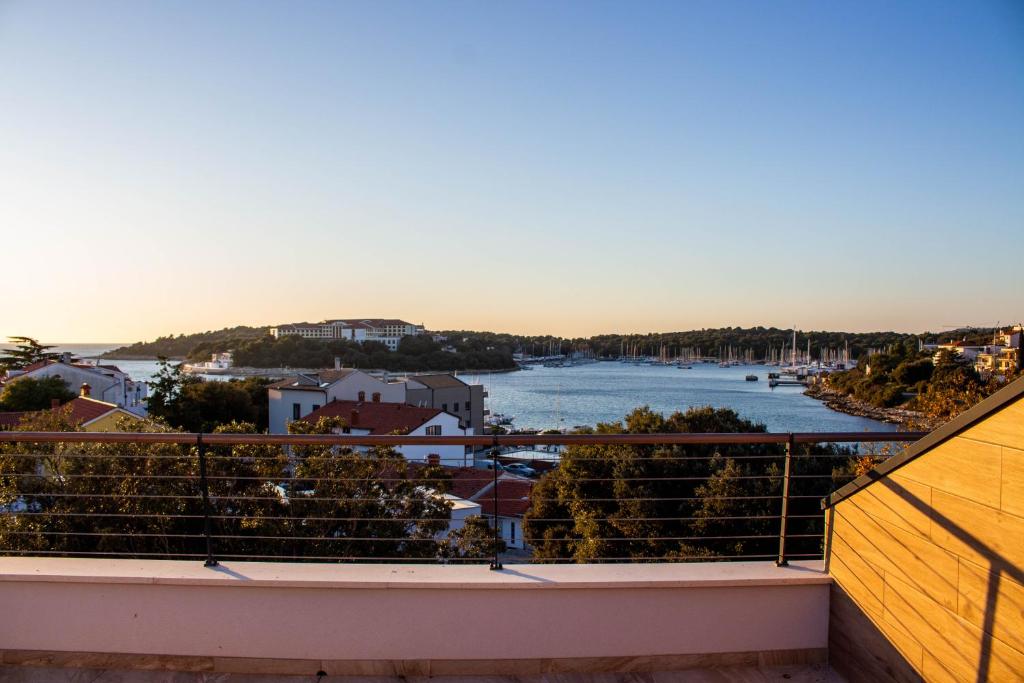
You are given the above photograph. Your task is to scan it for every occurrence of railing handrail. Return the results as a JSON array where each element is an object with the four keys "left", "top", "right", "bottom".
[
  {"left": 2, "top": 430, "right": 927, "bottom": 446},
  {"left": 2, "top": 429, "right": 926, "bottom": 567}
]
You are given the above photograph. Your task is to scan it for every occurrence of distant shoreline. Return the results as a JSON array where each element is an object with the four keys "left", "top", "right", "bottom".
[{"left": 172, "top": 364, "right": 522, "bottom": 378}]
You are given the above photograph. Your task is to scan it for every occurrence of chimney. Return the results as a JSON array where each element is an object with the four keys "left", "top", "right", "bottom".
[
  {"left": 372, "top": 392, "right": 381, "bottom": 403},
  {"left": 334, "top": 356, "right": 341, "bottom": 370},
  {"left": 80, "top": 383, "right": 91, "bottom": 397},
  {"left": 51, "top": 398, "right": 61, "bottom": 410},
  {"left": 427, "top": 454, "right": 440, "bottom": 466},
  {"left": 350, "top": 409, "right": 359, "bottom": 426}
]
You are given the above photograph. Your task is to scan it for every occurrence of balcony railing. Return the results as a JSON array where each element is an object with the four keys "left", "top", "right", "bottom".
[{"left": 0, "top": 430, "right": 925, "bottom": 569}]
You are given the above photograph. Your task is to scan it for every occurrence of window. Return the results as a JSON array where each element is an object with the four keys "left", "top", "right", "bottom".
[
  {"left": 357, "top": 391, "right": 365, "bottom": 402},
  {"left": 510, "top": 521, "right": 516, "bottom": 544},
  {"left": 466, "top": 400, "right": 471, "bottom": 411},
  {"left": 292, "top": 403, "right": 301, "bottom": 420},
  {"left": 311, "top": 404, "right": 320, "bottom": 412},
  {"left": 425, "top": 425, "right": 442, "bottom": 436},
  {"left": 441, "top": 403, "right": 448, "bottom": 412},
  {"left": 454, "top": 402, "right": 460, "bottom": 412}
]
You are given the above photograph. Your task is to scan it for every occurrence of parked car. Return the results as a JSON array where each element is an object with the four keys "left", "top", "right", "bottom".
[{"left": 504, "top": 463, "right": 537, "bottom": 477}]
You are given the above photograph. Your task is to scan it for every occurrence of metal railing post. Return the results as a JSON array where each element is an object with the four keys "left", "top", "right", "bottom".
[
  {"left": 489, "top": 438, "right": 503, "bottom": 570},
  {"left": 776, "top": 433, "right": 794, "bottom": 567},
  {"left": 197, "top": 434, "right": 218, "bottom": 567}
]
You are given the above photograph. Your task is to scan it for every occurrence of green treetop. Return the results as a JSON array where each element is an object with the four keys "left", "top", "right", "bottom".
[{"left": 0, "top": 336, "right": 59, "bottom": 370}]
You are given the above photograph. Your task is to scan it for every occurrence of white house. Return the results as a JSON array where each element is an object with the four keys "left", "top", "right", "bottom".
[
  {"left": 3, "top": 355, "right": 148, "bottom": 414},
  {"left": 443, "top": 468, "right": 534, "bottom": 551},
  {"left": 299, "top": 400, "right": 469, "bottom": 466},
  {"left": 471, "top": 474, "right": 533, "bottom": 550},
  {"left": 267, "top": 369, "right": 407, "bottom": 434}
]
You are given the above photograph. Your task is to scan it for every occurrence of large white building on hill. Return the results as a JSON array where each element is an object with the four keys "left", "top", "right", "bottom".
[{"left": 269, "top": 319, "right": 424, "bottom": 351}]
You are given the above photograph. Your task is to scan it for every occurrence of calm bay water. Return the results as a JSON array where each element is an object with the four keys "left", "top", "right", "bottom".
[
  {"left": 44, "top": 344, "right": 891, "bottom": 433},
  {"left": 461, "top": 362, "right": 894, "bottom": 433}
]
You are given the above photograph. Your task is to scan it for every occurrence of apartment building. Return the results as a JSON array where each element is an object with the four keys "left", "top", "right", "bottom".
[
  {"left": 266, "top": 369, "right": 406, "bottom": 434},
  {"left": 269, "top": 318, "right": 425, "bottom": 351},
  {"left": 268, "top": 369, "right": 487, "bottom": 435},
  {"left": 403, "top": 373, "right": 487, "bottom": 435},
  {"left": 974, "top": 324, "right": 1023, "bottom": 377}
]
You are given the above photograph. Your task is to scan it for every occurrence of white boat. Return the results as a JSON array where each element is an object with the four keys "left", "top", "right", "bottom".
[{"left": 183, "top": 352, "right": 234, "bottom": 375}]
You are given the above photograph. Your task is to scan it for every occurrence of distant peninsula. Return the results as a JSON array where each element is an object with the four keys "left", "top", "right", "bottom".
[
  {"left": 101, "top": 326, "right": 270, "bottom": 360},
  {"left": 97, "top": 323, "right": 982, "bottom": 372}
]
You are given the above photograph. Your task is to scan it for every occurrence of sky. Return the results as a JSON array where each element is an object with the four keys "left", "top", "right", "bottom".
[{"left": 1, "top": 1, "right": 1022, "bottom": 342}]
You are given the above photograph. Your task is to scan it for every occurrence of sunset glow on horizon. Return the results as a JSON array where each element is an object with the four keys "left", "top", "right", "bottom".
[{"left": 2, "top": 1, "right": 1021, "bottom": 343}]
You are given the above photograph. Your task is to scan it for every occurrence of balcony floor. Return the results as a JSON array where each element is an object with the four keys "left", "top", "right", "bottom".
[{"left": 0, "top": 663, "right": 842, "bottom": 682}]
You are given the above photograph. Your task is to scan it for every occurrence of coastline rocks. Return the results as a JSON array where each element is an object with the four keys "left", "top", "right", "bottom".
[{"left": 804, "top": 385, "right": 938, "bottom": 429}]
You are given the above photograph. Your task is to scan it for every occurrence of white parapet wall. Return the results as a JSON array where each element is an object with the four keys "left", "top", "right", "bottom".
[{"left": 0, "top": 558, "right": 831, "bottom": 676}]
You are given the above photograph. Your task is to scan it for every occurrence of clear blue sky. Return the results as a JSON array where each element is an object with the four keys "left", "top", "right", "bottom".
[{"left": 1, "top": 1, "right": 1021, "bottom": 341}]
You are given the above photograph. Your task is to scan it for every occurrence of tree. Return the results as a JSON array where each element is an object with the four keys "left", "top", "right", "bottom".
[
  {"left": 438, "top": 515, "right": 506, "bottom": 560},
  {"left": 0, "top": 376, "right": 76, "bottom": 411},
  {"left": 913, "top": 352, "right": 987, "bottom": 421},
  {"left": 145, "top": 360, "right": 270, "bottom": 432},
  {"left": 146, "top": 357, "right": 191, "bottom": 417},
  {"left": 0, "top": 413, "right": 465, "bottom": 562},
  {"left": 0, "top": 336, "right": 59, "bottom": 370},
  {"left": 169, "top": 381, "right": 263, "bottom": 432},
  {"left": 523, "top": 406, "right": 857, "bottom": 563}
]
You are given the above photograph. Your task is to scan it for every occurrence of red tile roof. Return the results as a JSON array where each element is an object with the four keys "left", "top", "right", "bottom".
[
  {"left": 0, "top": 397, "right": 119, "bottom": 430},
  {"left": 0, "top": 411, "right": 30, "bottom": 430},
  {"left": 476, "top": 477, "right": 534, "bottom": 518},
  {"left": 64, "top": 397, "right": 120, "bottom": 425},
  {"left": 448, "top": 467, "right": 496, "bottom": 499},
  {"left": 325, "top": 319, "right": 417, "bottom": 328},
  {"left": 301, "top": 400, "right": 443, "bottom": 434}
]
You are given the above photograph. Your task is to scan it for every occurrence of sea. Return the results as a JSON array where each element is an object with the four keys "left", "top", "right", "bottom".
[{"left": 37, "top": 344, "right": 893, "bottom": 434}]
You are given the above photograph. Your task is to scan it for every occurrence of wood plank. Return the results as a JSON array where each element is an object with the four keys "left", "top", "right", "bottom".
[
  {"left": 1001, "top": 446, "right": 1024, "bottom": 518},
  {"left": 919, "top": 651, "right": 962, "bottom": 683},
  {"left": 213, "top": 657, "right": 322, "bottom": 675},
  {"left": 853, "top": 474, "right": 933, "bottom": 539},
  {"left": 956, "top": 557, "right": 1024, "bottom": 656},
  {"left": 963, "top": 400, "right": 1024, "bottom": 449},
  {"left": 0, "top": 650, "right": 214, "bottom": 671},
  {"left": 884, "top": 573, "right": 1024, "bottom": 683},
  {"left": 827, "top": 526, "right": 885, "bottom": 616},
  {"left": 930, "top": 489, "right": 1024, "bottom": 570},
  {"left": 833, "top": 500, "right": 959, "bottom": 611},
  {"left": 895, "top": 436, "right": 1001, "bottom": 508},
  {"left": 828, "top": 585, "right": 922, "bottom": 683}
]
